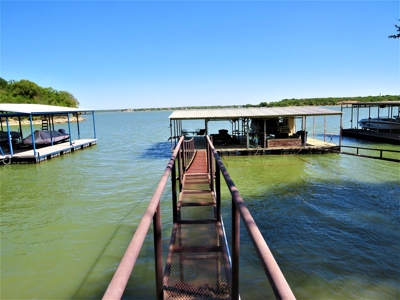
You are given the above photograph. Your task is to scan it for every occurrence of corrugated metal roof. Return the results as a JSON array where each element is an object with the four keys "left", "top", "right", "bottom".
[
  {"left": 169, "top": 106, "right": 342, "bottom": 120},
  {"left": 348, "top": 101, "right": 400, "bottom": 106},
  {"left": 0, "top": 104, "right": 94, "bottom": 115}
]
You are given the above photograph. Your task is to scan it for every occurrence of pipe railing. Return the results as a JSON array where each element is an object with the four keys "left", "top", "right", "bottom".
[
  {"left": 102, "top": 136, "right": 185, "bottom": 300},
  {"left": 206, "top": 135, "right": 296, "bottom": 300},
  {"left": 181, "top": 137, "right": 195, "bottom": 171},
  {"left": 339, "top": 145, "right": 400, "bottom": 163}
]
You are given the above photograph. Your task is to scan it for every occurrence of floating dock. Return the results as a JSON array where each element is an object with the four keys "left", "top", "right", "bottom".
[
  {"left": 168, "top": 106, "right": 343, "bottom": 157},
  {"left": 0, "top": 103, "right": 97, "bottom": 164},
  {"left": 188, "top": 135, "right": 339, "bottom": 156},
  {"left": 0, "top": 139, "right": 97, "bottom": 164},
  {"left": 341, "top": 101, "right": 400, "bottom": 145}
]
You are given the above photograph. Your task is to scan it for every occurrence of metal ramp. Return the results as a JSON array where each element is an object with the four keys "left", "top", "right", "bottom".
[
  {"left": 163, "top": 150, "right": 232, "bottom": 299},
  {"left": 102, "top": 137, "right": 295, "bottom": 300}
]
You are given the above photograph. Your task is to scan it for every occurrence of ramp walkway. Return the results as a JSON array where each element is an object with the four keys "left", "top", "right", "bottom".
[
  {"left": 103, "top": 136, "right": 295, "bottom": 300},
  {"left": 163, "top": 150, "right": 231, "bottom": 299}
]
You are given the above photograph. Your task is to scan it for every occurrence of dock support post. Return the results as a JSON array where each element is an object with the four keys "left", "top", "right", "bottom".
[
  {"left": 76, "top": 113, "right": 81, "bottom": 139},
  {"left": 67, "top": 114, "right": 72, "bottom": 145},
  {"left": 92, "top": 112, "right": 97, "bottom": 139},
  {"left": 5, "top": 117, "right": 14, "bottom": 156},
  {"left": 29, "top": 115, "right": 37, "bottom": 156}
]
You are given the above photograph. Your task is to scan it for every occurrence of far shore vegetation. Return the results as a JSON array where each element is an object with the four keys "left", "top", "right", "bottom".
[
  {"left": 1, "top": 77, "right": 399, "bottom": 112},
  {"left": 0, "top": 78, "right": 79, "bottom": 108}
]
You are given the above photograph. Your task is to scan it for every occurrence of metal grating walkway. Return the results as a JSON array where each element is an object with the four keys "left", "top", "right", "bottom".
[{"left": 163, "top": 150, "right": 232, "bottom": 299}]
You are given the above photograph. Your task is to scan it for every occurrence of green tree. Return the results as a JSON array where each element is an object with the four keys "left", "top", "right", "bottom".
[
  {"left": 389, "top": 19, "right": 400, "bottom": 38},
  {"left": 0, "top": 77, "right": 8, "bottom": 89},
  {"left": 0, "top": 78, "right": 80, "bottom": 107},
  {"left": 8, "top": 79, "right": 41, "bottom": 100}
]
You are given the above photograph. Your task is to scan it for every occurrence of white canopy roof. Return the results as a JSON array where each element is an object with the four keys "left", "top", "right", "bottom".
[
  {"left": 169, "top": 106, "right": 342, "bottom": 120},
  {"left": 0, "top": 104, "right": 94, "bottom": 115}
]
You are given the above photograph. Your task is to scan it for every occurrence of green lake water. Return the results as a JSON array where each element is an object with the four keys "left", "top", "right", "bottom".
[{"left": 1, "top": 110, "right": 399, "bottom": 299}]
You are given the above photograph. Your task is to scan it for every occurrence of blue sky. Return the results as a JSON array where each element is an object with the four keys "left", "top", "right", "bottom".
[{"left": 1, "top": 1, "right": 399, "bottom": 110}]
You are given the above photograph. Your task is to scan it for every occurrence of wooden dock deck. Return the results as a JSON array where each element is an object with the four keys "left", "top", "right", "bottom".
[
  {"left": 163, "top": 150, "right": 232, "bottom": 299},
  {"left": 0, "top": 139, "right": 97, "bottom": 163},
  {"left": 191, "top": 136, "right": 339, "bottom": 155}
]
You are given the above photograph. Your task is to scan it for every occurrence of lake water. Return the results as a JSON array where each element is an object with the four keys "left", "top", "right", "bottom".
[{"left": 1, "top": 108, "right": 399, "bottom": 299}]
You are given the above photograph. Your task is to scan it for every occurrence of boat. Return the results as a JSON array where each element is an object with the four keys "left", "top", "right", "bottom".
[
  {"left": 22, "top": 129, "right": 70, "bottom": 145},
  {"left": 358, "top": 117, "right": 400, "bottom": 131}
]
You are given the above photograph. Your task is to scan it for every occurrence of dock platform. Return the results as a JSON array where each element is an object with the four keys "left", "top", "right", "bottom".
[
  {"left": 191, "top": 136, "right": 339, "bottom": 156},
  {"left": 0, "top": 139, "right": 97, "bottom": 163}
]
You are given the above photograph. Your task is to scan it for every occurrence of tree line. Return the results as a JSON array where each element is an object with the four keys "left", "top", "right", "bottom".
[
  {"left": 0, "top": 78, "right": 80, "bottom": 108},
  {"left": 259, "top": 95, "right": 400, "bottom": 108}
]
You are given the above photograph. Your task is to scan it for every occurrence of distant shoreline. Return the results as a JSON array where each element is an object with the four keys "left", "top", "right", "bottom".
[{"left": 1, "top": 116, "right": 86, "bottom": 126}]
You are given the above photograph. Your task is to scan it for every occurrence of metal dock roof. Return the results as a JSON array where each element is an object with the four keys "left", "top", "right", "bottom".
[
  {"left": 169, "top": 106, "right": 342, "bottom": 120},
  {"left": 0, "top": 104, "right": 94, "bottom": 116}
]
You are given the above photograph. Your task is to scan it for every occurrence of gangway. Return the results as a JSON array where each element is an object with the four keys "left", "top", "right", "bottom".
[
  {"left": 103, "top": 136, "right": 295, "bottom": 300},
  {"left": 163, "top": 149, "right": 231, "bottom": 299}
]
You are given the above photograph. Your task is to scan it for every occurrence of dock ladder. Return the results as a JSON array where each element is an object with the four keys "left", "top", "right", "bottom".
[{"left": 41, "top": 119, "right": 49, "bottom": 131}]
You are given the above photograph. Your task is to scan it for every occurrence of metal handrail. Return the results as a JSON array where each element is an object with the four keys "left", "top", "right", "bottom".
[
  {"left": 339, "top": 145, "right": 400, "bottom": 163},
  {"left": 182, "top": 137, "right": 195, "bottom": 170},
  {"left": 102, "top": 136, "right": 185, "bottom": 300},
  {"left": 206, "top": 135, "right": 296, "bottom": 300}
]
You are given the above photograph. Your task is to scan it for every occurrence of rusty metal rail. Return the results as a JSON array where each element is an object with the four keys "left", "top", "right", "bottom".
[
  {"left": 182, "top": 137, "right": 196, "bottom": 170},
  {"left": 206, "top": 136, "right": 296, "bottom": 300},
  {"left": 339, "top": 145, "right": 400, "bottom": 163},
  {"left": 103, "top": 136, "right": 186, "bottom": 300},
  {"left": 103, "top": 135, "right": 295, "bottom": 299}
]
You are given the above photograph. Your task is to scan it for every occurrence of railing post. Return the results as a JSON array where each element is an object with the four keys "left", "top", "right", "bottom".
[
  {"left": 153, "top": 202, "right": 163, "bottom": 299},
  {"left": 172, "top": 159, "right": 178, "bottom": 223},
  {"left": 232, "top": 198, "right": 240, "bottom": 299},
  {"left": 182, "top": 139, "right": 186, "bottom": 170},
  {"left": 178, "top": 144, "right": 183, "bottom": 191},
  {"left": 215, "top": 160, "right": 221, "bottom": 221}
]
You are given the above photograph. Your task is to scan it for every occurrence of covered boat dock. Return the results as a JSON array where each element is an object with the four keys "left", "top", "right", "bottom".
[
  {"left": 0, "top": 104, "right": 97, "bottom": 163},
  {"left": 341, "top": 101, "right": 400, "bottom": 145},
  {"left": 169, "top": 106, "right": 343, "bottom": 155}
]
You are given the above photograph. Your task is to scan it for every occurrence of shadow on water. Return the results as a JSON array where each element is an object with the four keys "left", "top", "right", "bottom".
[{"left": 140, "top": 141, "right": 172, "bottom": 159}]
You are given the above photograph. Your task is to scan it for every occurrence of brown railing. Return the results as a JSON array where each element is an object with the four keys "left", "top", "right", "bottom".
[
  {"left": 102, "top": 136, "right": 185, "bottom": 300},
  {"left": 103, "top": 135, "right": 294, "bottom": 299},
  {"left": 181, "top": 137, "right": 196, "bottom": 170},
  {"left": 340, "top": 145, "right": 400, "bottom": 163},
  {"left": 206, "top": 136, "right": 296, "bottom": 300}
]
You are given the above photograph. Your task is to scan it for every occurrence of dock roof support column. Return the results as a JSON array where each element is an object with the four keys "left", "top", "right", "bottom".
[
  {"left": 339, "top": 114, "right": 343, "bottom": 147},
  {"left": 263, "top": 119, "right": 266, "bottom": 149},
  {"left": 246, "top": 119, "right": 250, "bottom": 149},
  {"left": 76, "top": 113, "right": 81, "bottom": 139},
  {"left": 92, "top": 112, "right": 97, "bottom": 139},
  {"left": 5, "top": 117, "right": 13, "bottom": 156},
  {"left": 67, "top": 113, "right": 72, "bottom": 145},
  {"left": 302, "top": 116, "right": 307, "bottom": 146},
  {"left": 29, "top": 115, "right": 37, "bottom": 156}
]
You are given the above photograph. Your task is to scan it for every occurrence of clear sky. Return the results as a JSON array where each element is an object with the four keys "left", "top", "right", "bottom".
[{"left": 1, "top": 0, "right": 399, "bottom": 110}]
